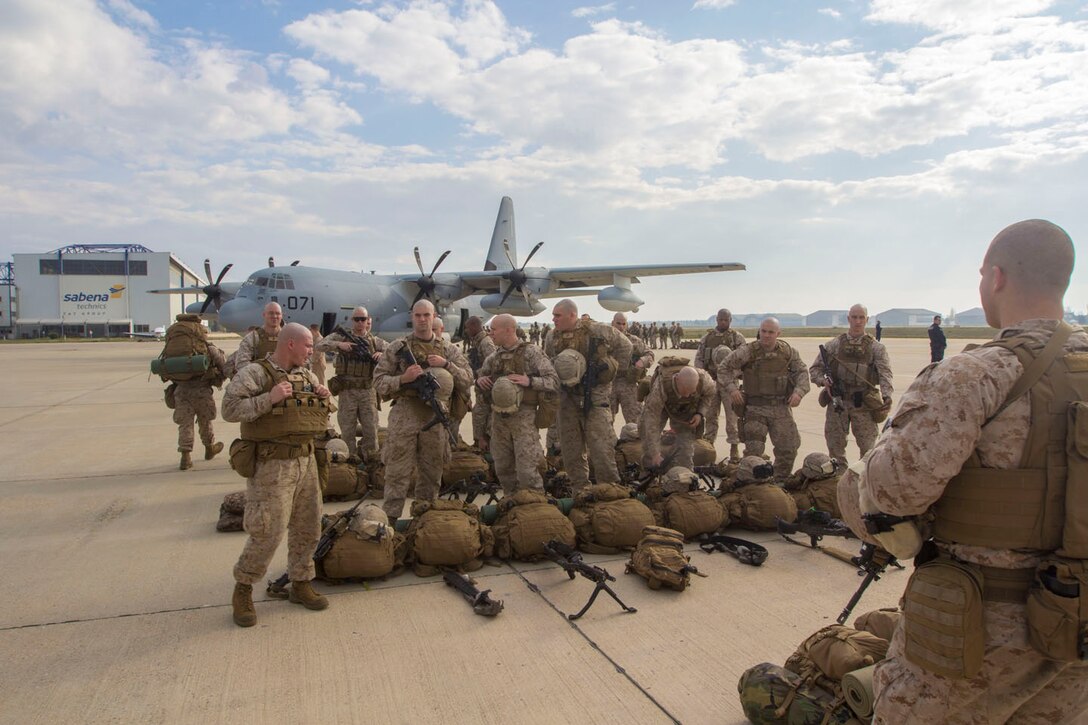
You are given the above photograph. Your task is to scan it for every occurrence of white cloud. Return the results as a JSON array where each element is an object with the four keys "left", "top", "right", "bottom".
[
  {"left": 818, "top": 7, "right": 841, "bottom": 19},
  {"left": 692, "top": 0, "right": 737, "bottom": 9},
  {"left": 105, "top": 0, "right": 157, "bottom": 30},
  {"left": 867, "top": 0, "right": 1057, "bottom": 33},
  {"left": 572, "top": 3, "right": 616, "bottom": 18},
  {"left": 286, "top": 58, "right": 331, "bottom": 88}
]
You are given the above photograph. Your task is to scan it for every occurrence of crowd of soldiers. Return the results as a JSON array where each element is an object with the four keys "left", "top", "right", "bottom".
[{"left": 159, "top": 218, "right": 1087, "bottom": 722}]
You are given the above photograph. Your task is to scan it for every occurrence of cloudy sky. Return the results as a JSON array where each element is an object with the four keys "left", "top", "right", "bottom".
[{"left": 2, "top": 0, "right": 1085, "bottom": 321}]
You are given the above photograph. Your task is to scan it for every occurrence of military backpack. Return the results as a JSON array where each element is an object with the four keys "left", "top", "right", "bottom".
[
  {"left": 316, "top": 505, "right": 402, "bottom": 581},
  {"left": 401, "top": 499, "right": 494, "bottom": 577},
  {"left": 626, "top": 525, "right": 703, "bottom": 591},
  {"left": 568, "top": 483, "right": 656, "bottom": 555},
  {"left": 719, "top": 483, "right": 798, "bottom": 531},
  {"left": 491, "top": 489, "right": 576, "bottom": 561}
]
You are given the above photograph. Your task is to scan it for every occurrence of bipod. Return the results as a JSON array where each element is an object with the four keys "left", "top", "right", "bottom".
[
  {"left": 542, "top": 539, "right": 637, "bottom": 620},
  {"left": 443, "top": 569, "right": 504, "bottom": 617},
  {"left": 697, "top": 533, "right": 768, "bottom": 566}
]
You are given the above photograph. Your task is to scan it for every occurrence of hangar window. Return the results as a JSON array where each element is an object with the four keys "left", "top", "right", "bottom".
[{"left": 38, "top": 259, "right": 148, "bottom": 275}]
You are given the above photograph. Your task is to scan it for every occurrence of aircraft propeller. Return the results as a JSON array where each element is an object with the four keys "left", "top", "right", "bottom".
[
  {"left": 498, "top": 240, "right": 544, "bottom": 308},
  {"left": 412, "top": 246, "right": 452, "bottom": 305},
  {"left": 199, "top": 258, "right": 234, "bottom": 314}
]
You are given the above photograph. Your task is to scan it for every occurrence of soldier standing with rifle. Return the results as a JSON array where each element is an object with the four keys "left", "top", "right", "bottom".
[
  {"left": 315, "top": 306, "right": 386, "bottom": 461},
  {"left": 838, "top": 220, "right": 1088, "bottom": 723},
  {"left": 694, "top": 308, "right": 746, "bottom": 459},
  {"left": 373, "top": 300, "right": 472, "bottom": 521},
  {"left": 609, "top": 312, "right": 654, "bottom": 425},
  {"left": 545, "top": 299, "right": 631, "bottom": 494},
  {"left": 463, "top": 315, "right": 497, "bottom": 451}
]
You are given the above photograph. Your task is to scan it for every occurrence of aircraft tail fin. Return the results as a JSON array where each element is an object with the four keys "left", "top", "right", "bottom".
[{"left": 485, "top": 196, "right": 516, "bottom": 271}]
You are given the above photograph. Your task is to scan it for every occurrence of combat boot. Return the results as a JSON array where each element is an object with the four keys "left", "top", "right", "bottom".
[
  {"left": 289, "top": 580, "right": 329, "bottom": 611},
  {"left": 204, "top": 441, "right": 224, "bottom": 460},
  {"left": 232, "top": 583, "right": 256, "bottom": 627},
  {"left": 729, "top": 444, "right": 741, "bottom": 463},
  {"left": 179, "top": 451, "right": 193, "bottom": 470}
]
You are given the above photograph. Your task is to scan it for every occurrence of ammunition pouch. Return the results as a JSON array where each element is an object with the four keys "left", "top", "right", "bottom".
[
  {"left": 164, "top": 383, "right": 177, "bottom": 410},
  {"left": 327, "top": 375, "right": 371, "bottom": 396},
  {"left": 533, "top": 391, "right": 558, "bottom": 429},
  {"left": 229, "top": 439, "right": 257, "bottom": 478},
  {"left": 902, "top": 555, "right": 985, "bottom": 678},
  {"left": 1026, "top": 558, "right": 1088, "bottom": 661},
  {"left": 597, "top": 356, "right": 619, "bottom": 385}
]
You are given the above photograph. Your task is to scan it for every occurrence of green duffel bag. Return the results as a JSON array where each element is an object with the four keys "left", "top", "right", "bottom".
[{"left": 151, "top": 354, "right": 210, "bottom": 382}]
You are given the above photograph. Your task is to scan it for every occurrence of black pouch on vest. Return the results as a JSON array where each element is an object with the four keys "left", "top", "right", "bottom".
[{"left": 1027, "top": 558, "right": 1088, "bottom": 661}]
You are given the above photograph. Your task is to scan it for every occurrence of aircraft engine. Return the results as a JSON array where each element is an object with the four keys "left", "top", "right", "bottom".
[
  {"left": 597, "top": 286, "right": 644, "bottom": 313},
  {"left": 480, "top": 293, "right": 545, "bottom": 316}
]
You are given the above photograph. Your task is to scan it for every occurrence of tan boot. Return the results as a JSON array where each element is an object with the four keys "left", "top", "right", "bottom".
[
  {"left": 232, "top": 583, "right": 256, "bottom": 627},
  {"left": 289, "top": 580, "right": 329, "bottom": 611},
  {"left": 179, "top": 451, "right": 193, "bottom": 470},
  {"left": 729, "top": 444, "right": 741, "bottom": 463},
  {"left": 204, "top": 441, "right": 224, "bottom": 460}
]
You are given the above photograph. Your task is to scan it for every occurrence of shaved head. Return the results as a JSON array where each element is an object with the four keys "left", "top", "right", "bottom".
[
  {"left": 612, "top": 312, "right": 627, "bottom": 324},
  {"left": 491, "top": 314, "right": 518, "bottom": 347},
  {"left": 674, "top": 366, "right": 700, "bottom": 396},
  {"left": 552, "top": 299, "right": 579, "bottom": 332},
  {"left": 274, "top": 322, "right": 314, "bottom": 368},
  {"left": 412, "top": 299, "right": 435, "bottom": 315},
  {"left": 492, "top": 314, "right": 516, "bottom": 331},
  {"left": 984, "top": 220, "right": 1074, "bottom": 298},
  {"left": 465, "top": 315, "right": 483, "bottom": 337},
  {"left": 262, "top": 302, "right": 283, "bottom": 333}
]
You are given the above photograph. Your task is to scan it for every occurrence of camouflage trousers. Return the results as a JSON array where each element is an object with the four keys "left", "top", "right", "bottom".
[
  {"left": 490, "top": 406, "right": 544, "bottom": 494},
  {"left": 471, "top": 390, "right": 491, "bottom": 444},
  {"left": 741, "top": 404, "right": 800, "bottom": 479},
  {"left": 824, "top": 403, "right": 878, "bottom": 463},
  {"left": 609, "top": 378, "right": 643, "bottom": 425},
  {"left": 336, "top": 384, "right": 378, "bottom": 457},
  {"left": 233, "top": 454, "right": 321, "bottom": 585},
  {"left": 381, "top": 399, "right": 450, "bottom": 521},
  {"left": 874, "top": 602, "right": 1088, "bottom": 724},
  {"left": 704, "top": 388, "right": 739, "bottom": 444},
  {"left": 558, "top": 388, "right": 620, "bottom": 492},
  {"left": 172, "top": 381, "right": 217, "bottom": 452}
]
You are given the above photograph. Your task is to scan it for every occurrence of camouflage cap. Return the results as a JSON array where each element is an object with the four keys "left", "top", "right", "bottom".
[
  {"left": 736, "top": 455, "right": 774, "bottom": 484},
  {"left": 618, "top": 422, "right": 640, "bottom": 442},
  {"left": 491, "top": 376, "right": 523, "bottom": 414},
  {"left": 554, "top": 348, "right": 587, "bottom": 386},
  {"left": 801, "top": 452, "right": 836, "bottom": 480}
]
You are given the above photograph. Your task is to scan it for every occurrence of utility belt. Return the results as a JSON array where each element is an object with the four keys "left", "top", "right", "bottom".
[
  {"left": 745, "top": 394, "right": 787, "bottom": 407},
  {"left": 228, "top": 438, "right": 315, "bottom": 478},
  {"left": 257, "top": 439, "right": 315, "bottom": 460},
  {"left": 328, "top": 375, "right": 372, "bottom": 395}
]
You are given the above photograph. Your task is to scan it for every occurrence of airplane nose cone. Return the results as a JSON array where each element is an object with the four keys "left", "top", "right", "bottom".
[{"left": 218, "top": 298, "right": 261, "bottom": 333}]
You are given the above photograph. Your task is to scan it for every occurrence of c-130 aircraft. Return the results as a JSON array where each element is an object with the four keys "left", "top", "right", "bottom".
[{"left": 151, "top": 197, "right": 744, "bottom": 340}]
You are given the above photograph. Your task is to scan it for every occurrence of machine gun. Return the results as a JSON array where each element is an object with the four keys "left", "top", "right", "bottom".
[
  {"left": 837, "top": 543, "right": 898, "bottom": 625},
  {"left": 443, "top": 473, "right": 501, "bottom": 506},
  {"left": 333, "top": 325, "right": 376, "bottom": 363},
  {"left": 581, "top": 337, "right": 608, "bottom": 419},
  {"left": 818, "top": 344, "right": 845, "bottom": 413},
  {"left": 396, "top": 344, "right": 459, "bottom": 447},
  {"left": 267, "top": 497, "right": 368, "bottom": 598},
  {"left": 541, "top": 539, "right": 638, "bottom": 620},
  {"left": 698, "top": 533, "right": 769, "bottom": 566},
  {"left": 443, "top": 569, "right": 504, "bottom": 616}
]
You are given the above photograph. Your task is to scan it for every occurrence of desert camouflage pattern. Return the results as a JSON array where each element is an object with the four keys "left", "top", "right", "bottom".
[
  {"left": 838, "top": 319, "right": 1088, "bottom": 723},
  {"left": 173, "top": 343, "right": 225, "bottom": 452},
  {"left": 373, "top": 335, "right": 473, "bottom": 521},
  {"left": 234, "top": 327, "right": 278, "bottom": 369},
  {"left": 639, "top": 367, "right": 715, "bottom": 469},
  {"left": 467, "top": 331, "right": 497, "bottom": 442},
  {"left": 718, "top": 343, "right": 809, "bottom": 479},
  {"left": 316, "top": 330, "right": 386, "bottom": 456},
  {"left": 222, "top": 358, "right": 324, "bottom": 585},
  {"left": 695, "top": 327, "right": 745, "bottom": 443},
  {"left": 610, "top": 332, "right": 653, "bottom": 425}
]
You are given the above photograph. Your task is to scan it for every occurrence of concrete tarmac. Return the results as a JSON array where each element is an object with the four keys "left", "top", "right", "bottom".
[{"left": 0, "top": 335, "right": 981, "bottom": 724}]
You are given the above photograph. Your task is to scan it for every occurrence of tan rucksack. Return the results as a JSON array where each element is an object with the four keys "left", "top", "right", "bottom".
[
  {"left": 158, "top": 316, "right": 210, "bottom": 382},
  {"left": 614, "top": 439, "right": 644, "bottom": 478},
  {"left": 657, "top": 490, "right": 726, "bottom": 539},
  {"left": 316, "top": 506, "right": 402, "bottom": 581},
  {"left": 323, "top": 460, "right": 367, "bottom": 501},
  {"left": 568, "top": 483, "right": 656, "bottom": 554},
  {"left": 443, "top": 449, "right": 491, "bottom": 488},
  {"left": 692, "top": 438, "right": 717, "bottom": 467},
  {"left": 626, "top": 526, "right": 702, "bottom": 591},
  {"left": 719, "top": 483, "right": 799, "bottom": 530},
  {"left": 854, "top": 608, "right": 902, "bottom": 642},
  {"left": 784, "top": 624, "right": 890, "bottom": 691},
  {"left": 402, "top": 499, "right": 494, "bottom": 576},
  {"left": 491, "top": 490, "right": 576, "bottom": 560},
  {"left": 787, "top": 476, "right": 843, "bottom": 519}
]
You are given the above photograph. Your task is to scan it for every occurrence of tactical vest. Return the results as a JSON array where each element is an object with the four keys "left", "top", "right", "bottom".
[
  {"left": 661, "top": 361, "right": 701, "bottom": 421},
  {"left": 254, "top": 328, "right": 278, "bottom": 361},
  {"left": 553, "top": 319, "right": 617, "bottom": 384},
  {"left": 831, "top": 333, "right": 878, "bottom": 394},
  {"left": 933, "top": 323, "right": 1088, "bottom": 555},
  {"left": 392, "top": 336, "right": 450, "bottom": 401},
  {"left": 239, "top": 360, "right": 332, "bottom": 445},
  {"left": 703, "top": 328, "right": 741, "bottom": 356},
  {"left": 467, "top": 332, "right": 489, "bottom": 374},
  {"left": 333, "top": 332, "right": 376, "bottom": 381},
  {"left": 742, "top": 340, "right": 794, "bottom": 402},
  {"left": 491, "top": 343, "right": 539, "bottom": 405}
]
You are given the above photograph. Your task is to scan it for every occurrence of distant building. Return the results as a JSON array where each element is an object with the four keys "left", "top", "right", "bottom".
[
  {"left": 805, "top": 309, "right": 849, "bottom": 327},
  {"left": 734, "top": 313, "right": 805, "bottom": 328},
  {"left": 954, "top": 307, "right": 987, "bottom": 326},
  {"left": 12, "top": 244, "right": 205, "bottom": 338},
  {"left": 873, "top": 308, "right": 942, "bottom": 327}
]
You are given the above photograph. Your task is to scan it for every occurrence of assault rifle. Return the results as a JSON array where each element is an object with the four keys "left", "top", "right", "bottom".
[
  {"left": 443, "top": 569, "right": 504, "bottom": 616},
  {"left": 443, "top": 473, "right": 501, "bottom": 506},
  {"left": 837, "top": 543, "right": 897, "bottom": 624},
  {"left": 396, "top": 344, "right": 459, "bottom": 447},
  {"left": 267, "top": 497, "right": 369, "bottom": 598},
  {"left": 777, "top": 508, "right": 857, "bottom": 549},
  {"left": 581, "top": 337, "right": 608, "bottom": 419},
  {"left": 698, "top": 533, "right": 769, "bottom": 566},
  {"left": 541, "top": 539, "right": 638, "bottom": 620},
  {"left": 333, "top": 325, "right": 376, "bottom": 363},
  {"left": 818, "top": 344, "right": 845, "bottom": 413},
  {"left": 634, "top": 447, "right": 680, "bottom": 491}
]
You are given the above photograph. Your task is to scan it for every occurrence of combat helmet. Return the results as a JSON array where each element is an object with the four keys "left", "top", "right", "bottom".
[
  {"left": 554, "top": 349, "right": 587, "bottom": 387},
  {"left": 326, "top": 438, "right": 350, "bottom": 462},
  {"left": 427, "top": 366, "right": 455, "bottom": 402},
  {"left": 712, "top": 345, "right": 732, "bottom": 368},
  {"left": 801, "top": 452, "right": 836, "bottom": 480},
  {"left": 491, "top": 376, "right": 523, "bottom": 414},
  {"left": 736, "top": 455, "right": 774, "bottom": 485},
  {"left": 618, "top": 422, "right": 640, "bottom": 443},
  {"left": 663, "top": 466, "right": 699, "bottom": 494}
]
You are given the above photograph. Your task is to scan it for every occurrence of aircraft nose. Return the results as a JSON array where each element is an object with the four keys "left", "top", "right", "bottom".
[{"left": 218, "top": 298, "right": 261, "bottom": 333}]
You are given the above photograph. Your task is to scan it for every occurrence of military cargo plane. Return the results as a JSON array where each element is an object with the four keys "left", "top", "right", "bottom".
[{"left": 150, "top": 197, "right": 744, "bottom": 340}]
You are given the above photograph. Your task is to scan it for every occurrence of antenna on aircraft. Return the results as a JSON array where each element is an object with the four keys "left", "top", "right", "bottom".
[
  {"left": 200, "top": 258, "right": 234, "bottom": 314},
  {"left": 411, "top": 246, "right": 452, "bottom": 304},
  {"left": 268, "top": 256, "right": 275, "bottom": 268},
  {"left": 498, "top": 239, "right": 544, "bottom": 307},
  {"left": 290, "top": 260, "right": 300, "bottom": 266}
]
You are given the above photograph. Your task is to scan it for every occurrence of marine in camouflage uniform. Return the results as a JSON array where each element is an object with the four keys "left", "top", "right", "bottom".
[
  {"left": 718, "top": 317, "right": 809, "bottom": 479},
  {"left": 640, "top": 363, "right": 715, "bottom": 470},
  {"left": 234, "top": 301, "right": 283, "bottom": 369},
  {"left": 839, "top": 220, "right": 1088, "bottom": 724},
  {"left": 545, "top": 300, "right": 632, "bottom": 493},
  {"left": 174, "top": 342, "right": 228, "bottom": 468},
  {"left": 314, "top": 307, "right": 386, "bottom": 459},
  {"left": 373, "top": 300, "right": 473, "bottom": 521},
  {"left": 223, "top": 323, "right": 333, "bottom": 627},
  {"left": 463, "top": 316, "right": 497, "bottom": 450},
  {"left": 694, "top": 309, "right": 746, "bottom": 452},
  {"left": 609, "top": 313, "right": 654, "bottom": 425},
  {"left": 477, "top": 314, "right": 558, "bottom": 494},
  {"left": 809, "top": 304, "right": 893, "bottom": 464}
]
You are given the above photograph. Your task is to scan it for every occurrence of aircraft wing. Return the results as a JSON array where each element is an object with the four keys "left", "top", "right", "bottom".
[{"left": 456, "top": 262, "right": 744, "bottom": 293}]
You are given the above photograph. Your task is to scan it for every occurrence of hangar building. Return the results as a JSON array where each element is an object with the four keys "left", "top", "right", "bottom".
[{"left": 11, "top": 244, "right": 205, "bottom": 339}]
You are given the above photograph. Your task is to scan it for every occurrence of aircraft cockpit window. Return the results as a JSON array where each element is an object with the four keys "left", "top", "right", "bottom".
[
  {"left": 275, "top": 278, "right": 286, "bottom": 289},
  {"left": 256, "top": 276, "right": 269, "bottom": 288}
]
